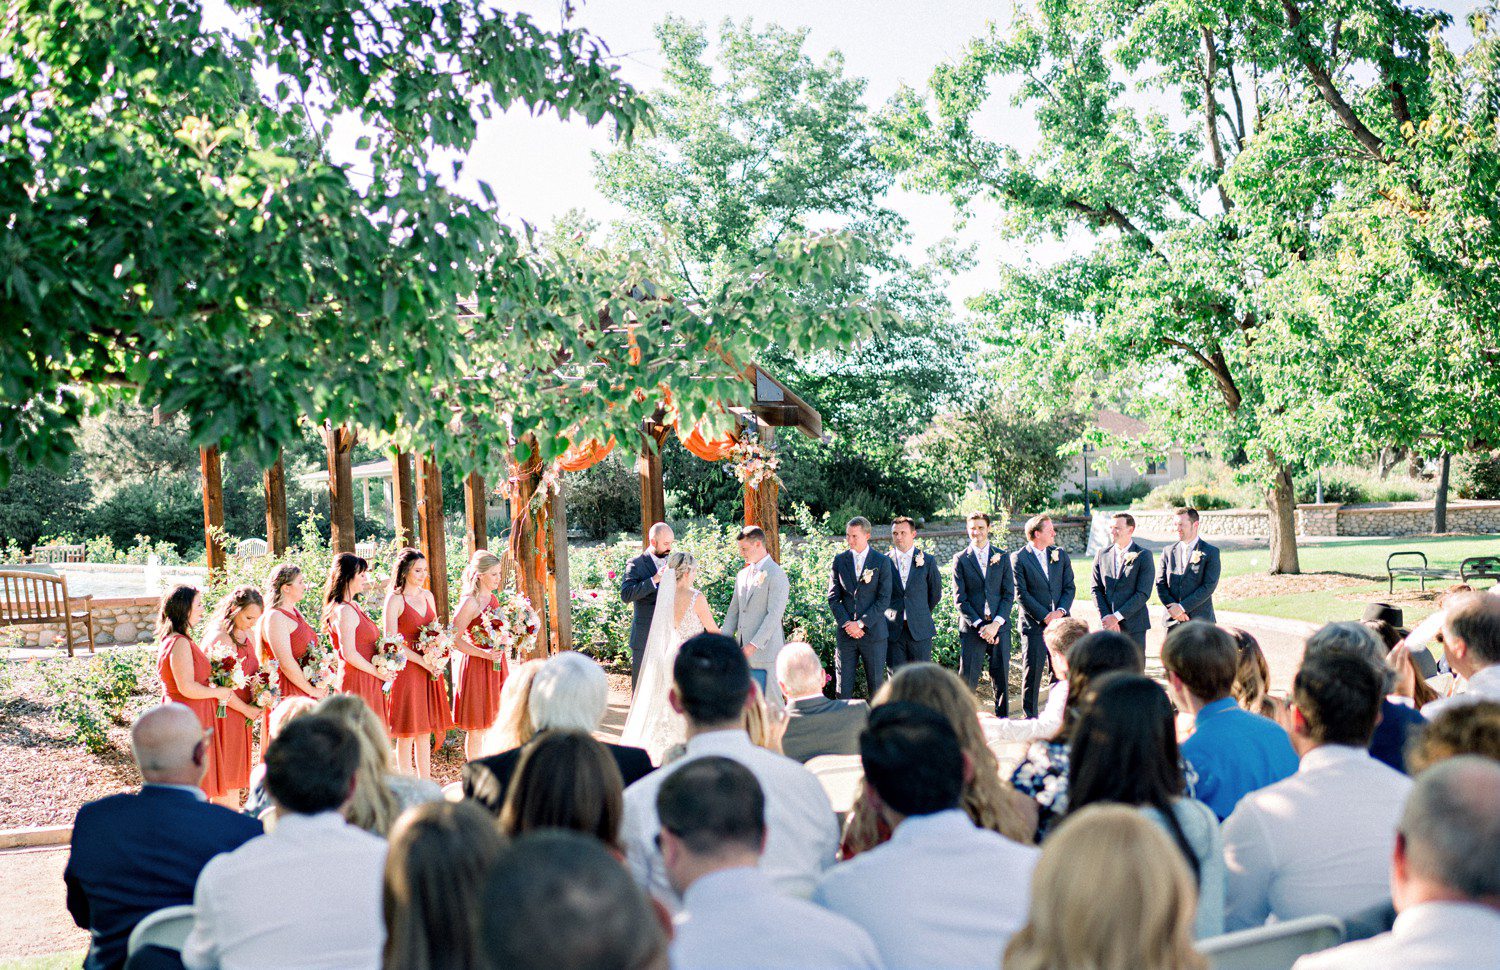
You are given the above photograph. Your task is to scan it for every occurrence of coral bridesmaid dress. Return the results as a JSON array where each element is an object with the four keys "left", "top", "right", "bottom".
[
  {"left": 388, "top": 598, "right": 453, "bottom": 738},
  {"left": 206, "top": 631, "right": 255, "bottom": 793},
  {"left": 452, "top": 593, "right": 508, "bottom": 731},
  {"left": 274, "top": 606, "right": 319, "bottom": 700},
  {"left": 336, "top": 602, "right": 390, "bottom": 725},
  {"left": 158, "top": 634, "right": 222, "bottom": 799}
]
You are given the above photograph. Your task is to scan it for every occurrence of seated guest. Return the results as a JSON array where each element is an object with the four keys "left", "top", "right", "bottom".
[
  {"left": 1161, "top": 622, "right": 1298, "bottom": 819},
  {"left": 499, "top": 730, "right": 625, "bottom": 848},
  {"left": 1223, "top": 651, "right": 1413, "bottom": 930},
  {"left": 1010, "top": 631, "right": 1144, "bottom": 840},
  {"left": 65, "top": 704, "right": 263, "bottom": 970},
  {"left": 741, "top": 680, "right": 787, "bottom": 755},
  {"left": 843, "top": 663, "right": 1032, "bottom": 857},
  {"left": 480, "top": 830, "right": 667, "bottom": 970},
  {"left": 182, "top": 717, "right": 387, "bottom": 970},
  {"left": 242, "top": 697, "right": 315, "bottom": 818},
  {"left": 778, "top": 641, "right": 868, "bottom": 763},
  {"left": 464, "top": 652, "right": 651, "bottom": 814},
  {"left": 1294, "top": 756, "right": 1500, "bottom": 970},
  {"left": 814, "top": 703, "right": 1040, "bottom": 970},
  {"left": 1423, "top": 592, "right": 1500, "bottom": 718},
  {"left": 1066, "top": 674, "right": 1224, "bottom": 937},
  {"left": 1388, "top": 641, "right": 1441, "bottom": 709},
  {"left": 382, "top": 800, "right": 505, "bottom": 970},
  {"left": 1003, "top": 806, "right": 1206, "bottom": 970},
  {"left": 622, "top": 634, "right": 837, "bottom": 905},
  {"left": 1304, "top": 622, "right": 1426, "bottom": 773},
  {"left": 662, "top": 757, "right": 883, "bottom": 970},
  {"left": 1406, "top": 700, "right": 1500, "bottom": 773},
  {"left": 985, "top": 618, "right": 1087, "bottom": 745},
  {"left": 1226, "top": 627, "right": 1281, "bottom": 719},
  {"left": 479, "top": 657, "right": 545, "bottom": 754},
  {"left": 317, "top": 694, "right": 440, "bottom": 835}
]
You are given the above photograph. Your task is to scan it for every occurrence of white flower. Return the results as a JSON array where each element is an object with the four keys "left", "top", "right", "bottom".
[
  {"left": 860, "top": 568, "right": 875, "bottom": 584},
  {"left": 1124, "top": 552, "right": 1138, "bottom": 566},
  {"left": 1190, "top": 550, "right": 1204, "bottom": 566},
  {"left": 989, "top": 553, "right": 1002, "bottom": 566},
  {"left": 884, "top": 608, "right": 897, "bottom": 621},
  {"left": 751, "top": 571, "right": 767, "bottom": 588},
  {"left": 914, "top": 552, "right": 925, "bottom": 568},
  {"left": 1049, "top": 548, "right": 1059, "bottom": 563}
]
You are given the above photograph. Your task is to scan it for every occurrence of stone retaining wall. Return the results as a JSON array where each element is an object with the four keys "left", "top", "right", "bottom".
[
  {"left": 1129, "top": 500, "right": 1500, "bottom": 539},
  {"left": 6, "top": 596, "right": 158, "bottom": 650}
]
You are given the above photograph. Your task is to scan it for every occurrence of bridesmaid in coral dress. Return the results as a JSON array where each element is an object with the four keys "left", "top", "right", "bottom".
[
  {"left": 384, "top": 549, "right": 452, "bottom": 779},
  {"left": 450, "top": 550, "right": 509, "bottom": 760},
  {"left": 200, "top": 586, "right": 266, "bottom": 807},
  {"left": 156, "top": 585, "right": 235, "bottom": 801},
  {"left": 256, "top": 564, "right": 325, "bottom": 703},
  {"left": 325, "top": 553, "right": 393, "bottom": 725}
]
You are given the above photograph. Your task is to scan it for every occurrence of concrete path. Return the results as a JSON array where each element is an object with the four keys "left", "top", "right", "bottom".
[{"left": 0, "top": 846, "right": 85, "bottom": 960}]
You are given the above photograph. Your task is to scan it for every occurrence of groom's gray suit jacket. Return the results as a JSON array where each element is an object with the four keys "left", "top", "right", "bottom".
[{"left": 722, "top": 557, "right": 789, "bottom": 672}]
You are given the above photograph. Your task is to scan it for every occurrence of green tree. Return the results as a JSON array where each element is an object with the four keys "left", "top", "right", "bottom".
[
  {"left": 0, "top": 452, "right": 93, "bottom": 550},
  {"left": 917, "top": 398, "right": 1083, "bottom": 513}
]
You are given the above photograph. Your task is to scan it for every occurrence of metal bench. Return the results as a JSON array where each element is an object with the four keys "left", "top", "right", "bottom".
[
  {"left": 0, "top": 569, "right": 96, "bottom": 656},
  {"left": 1387, "top": 552, "right": 1500, "bottom": 592}
]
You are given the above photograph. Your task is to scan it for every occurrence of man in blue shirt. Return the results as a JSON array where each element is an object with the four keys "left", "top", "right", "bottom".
[{"left": 1163, "top": 622, "right": 1299, "bottom": 819}]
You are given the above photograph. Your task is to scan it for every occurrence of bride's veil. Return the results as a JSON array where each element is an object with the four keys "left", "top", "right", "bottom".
[{"left": 620, "top": 565, "right": 676, "bottom": 747}]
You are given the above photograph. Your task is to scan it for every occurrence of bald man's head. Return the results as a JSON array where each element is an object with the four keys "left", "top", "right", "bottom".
[
  {"left": 647, "top": 522, "right": 674, "bottom": 556},
  {"left": 131, "top": 704, "right": 209, "bottom": 787},
  {"left": 776, "top": 642, "right": 825, "bottom": 699}
]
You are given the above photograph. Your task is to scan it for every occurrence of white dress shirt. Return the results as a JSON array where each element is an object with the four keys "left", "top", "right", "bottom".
[
  {"left": 983, "top": 680, "right": 1067, "bottom": 744},
  {"left": 1421, "top": 664, "right": 1500, "bottom": 719},
  {"left": 182, "top": 811, "right": 387, "bottom": 970},
  {"left": 813, "top": 809, "right": 1039, "bottom": 970},
  {"left": 1293, "top": 900, "right": 1500, "bottom": 970},
  {"left": 893, "top": 547, "right": 912, "bottom": 587},
  {"left": 1223, "top": 745, "right": 1412, "bottom": 931},
  {"left": 623, "top": 729, "right": 838, "bottom": 908},
  {"left": 672, "top": 866, "right": 884, "bottom": 970}
]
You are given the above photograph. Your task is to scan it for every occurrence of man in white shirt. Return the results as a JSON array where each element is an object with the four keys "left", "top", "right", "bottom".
[
  {"left": 814, "top": 703, "right": 1039, "bottom": 970},
  {"left": 1224, "top": 651, "right": 1413, "bottom": 930},
  {"left": 622, "top": 633, "right": 839, "bottom": 908},
  {"left": 1294, "top": 756, "right": 1500, "bottom": 970},
  {"left": 662, "top": 756, "right": 883, "bottom": 970},
  {"left": 1422, "top": 592, "right": 1500, "bottom": 719},
  {"left": 182, "top": 716, "right": 387, "bottom": 970}
]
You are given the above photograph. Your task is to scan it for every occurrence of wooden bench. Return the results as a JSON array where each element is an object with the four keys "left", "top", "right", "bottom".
[
  {"left": 1387, "top": 552, "right": 1500, "bottom": 593},
  {"left": 25, "top": 544, "right": 85, "bottom": 565},
  {"left": 0, "top": 570, "right": 96, "bottom": 656}
]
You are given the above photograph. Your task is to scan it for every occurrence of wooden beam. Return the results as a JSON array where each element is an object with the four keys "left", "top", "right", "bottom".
[
  {"left": 264, "top": 451, "right": 288, "bottom": 557},
  {"left": 415, "top": 451, "right": 449, "bottom": 624},
  {"left": 549, "top": 483, "right": 572, "bottom": 652},
  {"left": 463, "top": 471, "right": 488, "bottom": 556},
  {"left": 638, "top": 422, "right": 668, "bottom": 542},
  {"left": 390, "top": 451, "right": 417, "bottom": 548},
  {"left": 325, "top": 424, "right": 357, "bottom": 554},
  {"left": 200, "top": 445, "right": 226, "bottom": 577},
  {"left": 743, "top": 426, "right": 781, "bottom": 561},
  {"left": 508, "top": 435, "right": 550, "bottom": 658}
]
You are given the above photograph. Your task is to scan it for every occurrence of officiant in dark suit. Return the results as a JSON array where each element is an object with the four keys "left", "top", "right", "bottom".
[
  {"left": 1091, "top": 511, "right": 1154, "bottom": 653},
  {"left": 1155, "top": 506, "right": 1221, "bottom": 628},
  {"left": 828, "top": 516, "right": 893, "bottom": 698},
  {"left": 618, "top": 521, "right": 673, "bottom": 690},
  {"left": 953, "top": 511, "right": 1015, "bottom": 716},
  {"left": 886, "top": 517, "right": 942, "bottom": 668},
  {"left": 1012, "top": 514, "right": 1076, "bottom": 718}
]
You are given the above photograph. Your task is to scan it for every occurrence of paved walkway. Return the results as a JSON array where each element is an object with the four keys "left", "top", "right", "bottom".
[{"left": 0, "top": 846, "right": 84, "bottom": 960}]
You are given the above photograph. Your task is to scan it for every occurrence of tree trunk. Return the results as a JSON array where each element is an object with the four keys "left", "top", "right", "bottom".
[
  {"left": 264, "top": 452, "right": 288, "bottom": 556},
  {"left": 200, "top": 445, "right": 226, "bottom": 578},
  {"left": 1435, "top": 453, "right": 1450, "bottom": 533},
  {"left": 1266, "top": 463, "right": 1301, "bottom": 575}
]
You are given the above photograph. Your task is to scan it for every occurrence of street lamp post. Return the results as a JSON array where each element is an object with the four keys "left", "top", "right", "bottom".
[{"left": 1082, "top": 443, "right": 1093, "bottom": 518}]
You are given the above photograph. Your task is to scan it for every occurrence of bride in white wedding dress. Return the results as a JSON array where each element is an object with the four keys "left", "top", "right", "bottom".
[{"left": 619, "top": 550, "right": 720, "bottom": 763}]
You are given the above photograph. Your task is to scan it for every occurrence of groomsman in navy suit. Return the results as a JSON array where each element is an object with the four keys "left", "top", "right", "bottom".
[
  {"left": 1091, "top": 511, "right": 1155, "bottom": 653},
  {"left": 953, "top": 511, "right": 1015, "bottom": 716},
  {"left": 1155, "top": 506, "right": 1221, "bottom": 628},
  {"left": 828, "top": 516, "right": 893, "bottom": 698},
  {"left": 619, "top": 521, "right": 674, "bottom": 690},
  {"left": 1012, "top": 514, "right": 1076, "bottom": 718},
  {"left": 885, "top": 517, "right": 942, "bottom": 668}
]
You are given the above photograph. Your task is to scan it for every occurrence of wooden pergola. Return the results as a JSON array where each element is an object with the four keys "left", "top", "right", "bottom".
[{"left": 195, "top": 361, "right": 822, "bottom": 654}]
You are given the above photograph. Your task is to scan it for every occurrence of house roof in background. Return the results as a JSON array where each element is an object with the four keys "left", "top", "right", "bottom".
[{"left": 1093, "top": 410, "right": 1149, "bottom": 438}]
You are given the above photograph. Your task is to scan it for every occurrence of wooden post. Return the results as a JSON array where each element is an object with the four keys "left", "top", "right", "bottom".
[
  {"left": 546, "top": 484, "right": 571, "bottom": 653},
  {"left": 264, "top": 451, "right": 288, "bottom": 557},
  {"left": 463, "top": 471, "right": 488, "bottom": 556},
  {"left": 638, "top": 421, "right": 668, "bottom": 542},
  {"left": 200, "top": 445, "right": 226, "bottom": 576},
  {"left": 325, "top": 424, "right": 357, "bottom": 554},
  {"left": 390, "top": 451, "right": 418, "bottom": 548},
  {"left": 508, "top": 435, "right": 550, "bottom": 657},
  {"left": 415, "top": 451, "right": 449, "bottom": 624},
  {"left": 742, "top": 426, "right": 781, "bottom": 561}
]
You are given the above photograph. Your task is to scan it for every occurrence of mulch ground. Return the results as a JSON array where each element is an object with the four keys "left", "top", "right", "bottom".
[{"left": 1219, "top": 569, "right": 1449, "bottom": 613}]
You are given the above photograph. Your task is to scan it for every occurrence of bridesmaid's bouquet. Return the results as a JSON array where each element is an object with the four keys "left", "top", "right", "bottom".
[
  {"left": 205, "top": 641, "right": 248, "bottom": 717},
  {"left": 467, "top": 609, "right": 509, "bottom": 656},
  {"left": 495, "top": 589, "right": 541, "bottom": 659},
  {"left": 300, "top": 637, "right": 342, "bottom": 693},
  {"left": 372, "top": 634, "right": 408, "bottom": 694},
  {"left": 248, "top": 660, "right": 280, "bottom": 720},
  {"left": 414, "top": 621, "right": 451, "bottom": 680}
]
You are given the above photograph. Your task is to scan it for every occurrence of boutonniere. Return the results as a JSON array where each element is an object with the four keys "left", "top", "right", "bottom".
[
  {"left": 1190, "top": 550, "right": 1204, "bottom": 566},
  {"left": 914, "top": 552, "right": 925, "bottom": 568},
  {"left": 751, "top": 570, "right": 767, "bottom": 588},
  {"left": 989, "top": 553, "right": 1002, "bottom": 566},
  {"left": 1123, "top": 551, "right": 1139, "bottom": 567},
  {"left": 1049, "top": 549, "right": 1059, "bottom": 563},
  {"left": 860, "top": 568, "right": 875, "bottom": 584},
  {"left": 884, "top": 608, "right": 897, "bottom": 621}
]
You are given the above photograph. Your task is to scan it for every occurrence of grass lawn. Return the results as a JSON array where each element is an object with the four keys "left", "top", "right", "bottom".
[
  {"left": 1069, "top": 534, "right": 1500, "bottom": 625},
  {"left": 0, "top": 954, "right": 85, "bottom": 970}
]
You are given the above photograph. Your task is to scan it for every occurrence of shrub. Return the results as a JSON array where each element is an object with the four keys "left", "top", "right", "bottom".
[
  {"left": 40, "top": 648, "right": 157, "bottom": 754},
  {"left": 564, "top": 452, "right": 640, "bottom": 538},
  {"left": 1294, "top": 467, "right": 1424, "bottom": 504},
  {"left": 1455, "top": 450, "right": 1500, "bottom": 500}
]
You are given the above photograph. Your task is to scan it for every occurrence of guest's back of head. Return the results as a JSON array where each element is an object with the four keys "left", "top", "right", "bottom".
[
  {"left": 498, "top": 729, "right": 624, "bottom": 848},
  {"left": 776, "top": 641, "right": 825, "bottom": 698},
  {"left": 265, "top": 715, "right": 361, "bottom": 816},
  {"left": 1161, "top": 622, "right": 1237, "bottom": 704},
  {"left": 384, "top": 800, "right": 506, "bottom": 970},
  {"left": 1305, "top": 621, "right": 1394, "bottom": 691},
  {"left": 1225, "top": 627, "right": 1274, "bottom": 716},
  {"left": 1063, "top": 631, "right": 1147, "bottom": 733},
  {"left": 861, "top": 701, "right": 965, "bottom": 820},
  {"left": 1396, "top": 755, "right": 1500, "bottom": 906},
  {"left": 530, "top": 652, "right": 610, "bottom": 733},
  {"left": 1004, "top": 805, "right": 1206, "bottom": 970},
  {"left": 673, "top": 633, "right": 751, "bottom": 728},
  {"left": 1406, "top": 701, "right": 1500, "bottom": 774},
  {"left": 130, "top": 703, "right": 209, "bottom": 787},
  {"left": 1042, "top": 618, "right": 1089, "bottom": 661},
  {"left": 480, "top": 830, "right": 667, "bottom": 970},
  {"left": 486, "top": 658, "right": 546, "bottom": 754},
  {"left": 656, "top": 756, "right": 765, "bottom": 856},
  {"left": 315, "top": 694, "right": 399, "bottom": 835},
  {"left": 1444, "top": 592, "right": 1500, "bottom": 669},
  {"left": 1292, "top": 650, "right": 1384, "bottom": 748}
]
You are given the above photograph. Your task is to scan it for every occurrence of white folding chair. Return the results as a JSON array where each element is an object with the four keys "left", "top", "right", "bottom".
[
  {"left": 127, "top": 904, "right": 196, "bottom": 958},
  {"left": 804, "top": 754, "right": 864, "bottom": 814},
  {"left": 1198, "top": 915, "right": 1345, "bottom": 970},
  {"left": 443, "top": 781, "right": 466, "bottom": 802}
]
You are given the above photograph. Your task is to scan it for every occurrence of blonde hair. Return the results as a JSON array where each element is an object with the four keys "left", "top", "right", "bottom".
[
  {"left": 315, "top": 694, "right": 401, "bottom": 837},
  {"left": 268, "top": 697, "right": 317, "bottom": 740},
  {"left": 483, "top": 659, "right": 546, "bottom": 754},
  {"left": 844, "top": 663, "right": 1030, "bottom": 853},
  {"left": 743, "top": 680, "right": 782, "bottom": 754},
  {"left": 461, "top": 550, "right": 504, "bottom": 600},
  {"left": 666, "top": 550, "right": 695, "bottom": 575},
  {"left": 1004, "top": 805, "right": 1207, "bottom": 970}
]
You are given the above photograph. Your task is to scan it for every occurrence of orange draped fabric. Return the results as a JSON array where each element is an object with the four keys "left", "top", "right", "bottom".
[
  {"left": 556, "top": 436, "right": 616, "bottom": 473},
  {"left": 676, "top": 420, "right": 738, "bottom": 462}
]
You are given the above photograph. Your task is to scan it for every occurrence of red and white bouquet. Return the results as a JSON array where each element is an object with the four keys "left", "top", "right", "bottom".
[
  {"left": 414, "top": 621, "right": 451, "bottom": 679},
  {"left": 372, "top": 634, "right": 408, "bottom": 693},
  {"left": 494, "top": 588, "right": 541, "bottom": 659},
  {"left": 205, "top": 640, "right": 248, "bottom": 717},
  {"left": 299, "top": 636, "right": 342, "bottom": 693},
  {"left": 248, "top": 660, "right": 280, "bottom": 718}
]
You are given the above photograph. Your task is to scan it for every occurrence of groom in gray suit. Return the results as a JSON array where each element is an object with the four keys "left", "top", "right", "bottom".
[{"left": 722, "top": 526, "right": 790, "bottom": 702}]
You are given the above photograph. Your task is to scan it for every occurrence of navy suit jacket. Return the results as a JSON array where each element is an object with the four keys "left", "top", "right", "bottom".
[
  {"left": 952, "top": 545, "right": 1015, "bottom": 633},
  {"left": 888, "top": 547, "right": 942, "bottom": 641},
  {"left": 65, "top": 785, "right": 262, "bottom": 970},
  {"left": 619, "top": 552, "right": 661, "bottom": 656},
  {"left": 1012, "top": 545, "right": 1076, "bottom": 633},
  {"left": 828, "top": 548, "right": 893, "bottom": 643},
  {"left": 1155, "top": 539, "right": 1221, "bottom": 624},
  {"left": 1091, "top": 542, "right": 1155, "bottom": 634},
  {"left": 462, "top": 739, "right": 655, "bottom": 813}
]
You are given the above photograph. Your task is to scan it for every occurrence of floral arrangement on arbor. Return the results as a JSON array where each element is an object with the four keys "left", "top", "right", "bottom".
[{"left": 729, "top": 433, "right": 780, "bottom": 490}]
